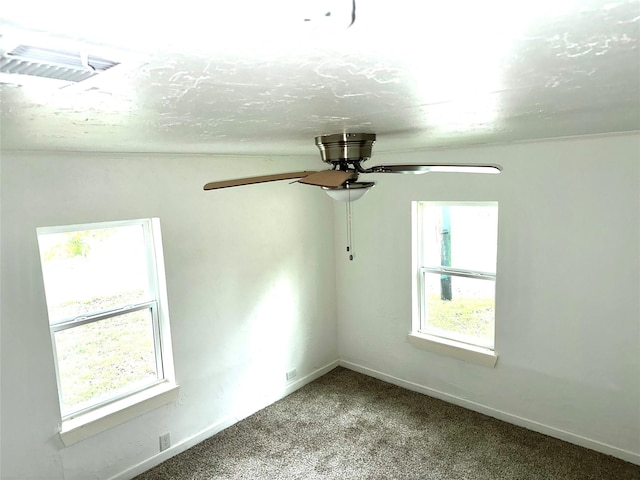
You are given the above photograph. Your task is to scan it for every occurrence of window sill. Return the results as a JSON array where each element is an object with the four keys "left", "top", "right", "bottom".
[
  {"left": 59, "top": 382, "right": 180, "bottom": 446},
  {"left": 408, "top": 332, "right": 498, "bottom": 368}
]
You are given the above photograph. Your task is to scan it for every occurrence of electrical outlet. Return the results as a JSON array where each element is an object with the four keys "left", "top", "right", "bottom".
[
  {"left": 159, "top": 433, "right": 171, "bottom": 452},
  {"left": 286, "top": 369, "right": 297, "bottom": 381}
]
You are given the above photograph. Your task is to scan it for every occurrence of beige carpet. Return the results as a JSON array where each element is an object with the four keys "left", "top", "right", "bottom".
[{"left": 135, "top": 367, "right": 640, "bottom": 479}]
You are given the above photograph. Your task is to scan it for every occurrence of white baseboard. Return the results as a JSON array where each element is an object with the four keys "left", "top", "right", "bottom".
[
  {"left": 110, "top": 360, "right": 340, "bottom": 480},
  {"left": 339, "top": 360, "right": 640, "bottom": 466}
]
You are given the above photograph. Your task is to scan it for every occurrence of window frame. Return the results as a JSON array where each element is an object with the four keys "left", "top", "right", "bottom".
[
  {"left": 37, "top": 218, "right": 178, "bottom": 443},
  {"left": 410, "top": 201, "right": 499, "bottom": 367}
]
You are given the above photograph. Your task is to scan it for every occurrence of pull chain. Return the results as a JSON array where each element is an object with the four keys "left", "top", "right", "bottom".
[{"left": 346, "top": 190, "right": 355, "bottom": 261}]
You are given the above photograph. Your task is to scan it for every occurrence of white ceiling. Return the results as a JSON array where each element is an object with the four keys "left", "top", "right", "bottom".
[{"left": 1, "top": 0, "right": 639, "bottom": 156}]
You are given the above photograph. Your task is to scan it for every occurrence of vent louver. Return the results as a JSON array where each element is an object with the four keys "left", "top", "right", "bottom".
[{"left": 0, "top": 45, "right": 120, "bottom": 83}]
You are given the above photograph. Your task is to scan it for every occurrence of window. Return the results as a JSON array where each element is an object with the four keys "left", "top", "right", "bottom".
[
  {"left": 37, "top": 219, "right": 176, "bottom": 435},
  {"left": 410, "top": 202, "right": 499, "bottom": 366}
]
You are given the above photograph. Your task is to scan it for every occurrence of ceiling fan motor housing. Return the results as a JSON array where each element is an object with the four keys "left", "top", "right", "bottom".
[{"left": 315, "top": 133, "right": 376, "bottom": 164}]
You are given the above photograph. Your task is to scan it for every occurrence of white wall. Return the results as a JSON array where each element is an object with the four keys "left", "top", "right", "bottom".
[
  {"left": 2, "top": 133, "right": 638, "bottom": 479},
  {"left": 336, "top": 133, "right": 640, "bottom": 463},
  {"left": 0, "top": 152, "right": 339, "bottom": 480}
]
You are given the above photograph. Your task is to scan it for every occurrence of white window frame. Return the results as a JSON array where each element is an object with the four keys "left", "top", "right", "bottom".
[
  {"left": 37, "top": 218, "right": 178, "bottom": 445},
  {"left": 409, "top": 201, "right": 499, "bottom": 367}
]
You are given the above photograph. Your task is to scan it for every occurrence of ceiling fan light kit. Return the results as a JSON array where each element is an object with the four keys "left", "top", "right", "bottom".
[{"left": 322, "top": 181, "right": 376, "bottom": 202}]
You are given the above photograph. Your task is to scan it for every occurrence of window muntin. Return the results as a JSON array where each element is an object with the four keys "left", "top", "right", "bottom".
[
  {"left": 37, "top": 219, "right": 168, "bottom": 419},
  {"left": 415, "top": 202, "right": 498, "bottom": 350}
]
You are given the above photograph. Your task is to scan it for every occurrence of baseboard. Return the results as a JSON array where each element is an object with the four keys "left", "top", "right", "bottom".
[
  {"left": 339, "top": 360, "right": 640, "bottom": 466},
  {"left": 110, "top": 360, "right": 340, "bottom": 480}
]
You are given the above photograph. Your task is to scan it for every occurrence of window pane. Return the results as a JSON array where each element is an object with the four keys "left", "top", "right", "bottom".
[
  {"left": 54, "top": 309, "right": 158, "bottom": 415},
  {"left": 38, "top": 224, "right": 151, "bottom": 322},
  {"left": 422, "top": 273, "right": 495, "bottom": 348},
  {"left": 420, "top": 204, "right": 498, "bottom": 272}
]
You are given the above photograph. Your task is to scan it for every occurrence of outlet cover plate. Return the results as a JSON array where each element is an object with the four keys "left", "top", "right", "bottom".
[{"left": 159, "top": 433, "right": 171, "bottom": 451}]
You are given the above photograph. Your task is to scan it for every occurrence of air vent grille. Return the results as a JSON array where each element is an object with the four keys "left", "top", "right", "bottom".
[{"left": 0, "top": 45, "right": 120, "bottom": 83}]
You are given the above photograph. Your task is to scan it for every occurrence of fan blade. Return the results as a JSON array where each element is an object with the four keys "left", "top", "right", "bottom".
[
  {"left": 369, "top": 164, "right": 502, "bottom": 174},
  {"left": 204, "top": 171, "right": 318, "bottom": 190},
  {"left": 297, "top": 170, "right": 357, "bottom": 187}
]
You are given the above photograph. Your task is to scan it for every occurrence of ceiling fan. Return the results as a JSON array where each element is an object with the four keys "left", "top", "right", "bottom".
[
  {"left": 203, "top": 133, "right": 501, "bottom": 201},
  {"left": 204, "top": 133, "right": 501, "bottom": 261}
]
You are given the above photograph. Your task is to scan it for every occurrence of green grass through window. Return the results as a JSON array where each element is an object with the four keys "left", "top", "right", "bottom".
[{"left": 426, "top": 294, "right": 494, "bottom": 346}]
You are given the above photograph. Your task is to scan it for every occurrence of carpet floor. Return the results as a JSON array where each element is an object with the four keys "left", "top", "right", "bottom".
[{"left": 134, "top": 367, "right": 640, "bottom": 479}]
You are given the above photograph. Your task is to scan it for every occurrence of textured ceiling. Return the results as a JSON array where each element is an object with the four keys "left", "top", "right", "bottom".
[{"left": 1, "top": 0, "right": 639, "bottom": 156}]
